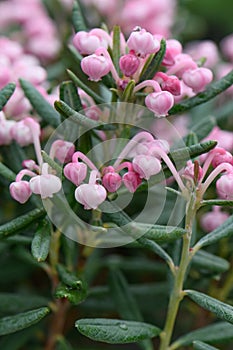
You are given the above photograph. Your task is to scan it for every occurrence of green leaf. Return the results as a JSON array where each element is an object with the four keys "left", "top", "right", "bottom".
[
  {"left": 192, "top": 250, "right": 230, "bottom": 274},
  {"left": 19, "top": 79, "right": 61, "bottom": 128},
  {"left": 56, "top": 337, "right": 74, "bottom": 350},
  {"left": 137, "top": 237, "right": 174, "bottom": 270},
  {"left": 194, "top": 215, "right": 233, "bottom": 250},
  {"left": 112, "top": 25, "right": 121, "bottom": 74},
  {"left": 57, "top": 264, "right": 84, "bottom": 289},
  {"left": 132, "top": 223, "right": 186, "bottom": 243},
  {"left": 72, "top": 0, "right": 87, "bottom": 32},
  {"left": 186, "top": 132, "right": 199, "bottom": 147},
  {"left": 190, "top": 116, "right": 216, "bottom": 141},
  {"left": 0, "top": 307, "right": 50, "bottom": 335},
  {"left": 108, "top": 269, "right": 143, "bottom": 321},
  {"left": 170, "top": 141, "right": 217, "bottom": 163},
  {"left": 55, "top": 283, "right": 87, "bottom": 305},
  {"left": 0, "top": 208, "right": 46, "bottom": 239},
  {"left": 139, "top": 39, "right": 166, "bottom": 82},
  {"left": 186, "top": 290, "right": 233, "bottom": 324},
  {"left": 76, "top": 318, "right": 161, "bottom": 344},
  {"left": 54, "top": 100, "right": 100, "bottom": 128},
  {"left": 31, "top": 219, "right": 51, "bottom": 262},
  {"left": 0, "top": 83, "right": 16, "bottom": 111},
  {"left": 201, "top": 199, "right": 233, "bottom": 207},
  {"left": 171, "top": 322, "right": 233, "bottom": 349},
  {"left": 0, "top": 162, "right": 16, "bottom": 182},
  {"left": 122, "top": 80, "right": 136, "bottom": 102},
  {"left": 169, "top": 69, "right": 233, "bottom": 115},
  {"left": 193, "top": 341, "right": 219, "bottom": 350},
  {"left": 67, "top": 69, "right": 105, "bottom": 104},
  {"left": 59, "top": 80, "right": 82, "bottom": 112},
  {"left": 0, "top": 293, "right": 48, "bottom": 314}
]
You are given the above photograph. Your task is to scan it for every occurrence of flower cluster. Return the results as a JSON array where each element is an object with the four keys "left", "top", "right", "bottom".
[{"left": 73, "top": 27, "right": 213, "bottom": 117}]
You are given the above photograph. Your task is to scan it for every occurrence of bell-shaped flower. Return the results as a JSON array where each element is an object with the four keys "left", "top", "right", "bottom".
[
  {"left": 64, "top": 162, "right": 87, "bottom": 186},
  {"left": 73, "top": 29, "right": 110, "bottom": 55},
  {"left": 216, "top": 172, "right": 233, "bottom": 200},
  {"left": 200, "top": 206, "right": 230, "bottom": 232},
  {"left": 182, "top": 67, "right": 213, "bottom": 93},
  {"left": 9, "top": 181, "right": 32, "bottom": 204},
  {"left": 102, "top": 171, "right": 122, "bottom": 192},
  {"left": 122, "top": 171, "right": 142, "bottom": 193},
  {"left": 133, "top": 155, "right": 161, "bottom": 180},
  {"left": 81, "top": 52, "right": 112, "bottom": 82},
  {"left": 119, "top": 52, "right": 140, "bottom": 77},
  {"left": 127, "top": 28, "right": 160, "bottom": 58},
  {"left": 75, "top": 183, "right": 107, "bottom": 210},
  {"left": 145, "top": 91, "right": 174, "bottom": 117}
]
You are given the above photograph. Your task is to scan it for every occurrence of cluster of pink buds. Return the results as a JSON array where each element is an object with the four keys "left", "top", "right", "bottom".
[
  {"left": 200, "top": 206, "right": 230, "bottom": 232},
  {"left": 8, "top": 119, "right": 69, "bottom": 204},
  {"left": 63, "top": 131, "right": 187, "bottom": 210},
  {"left": 73, "top": 27, "right": 213, "bottom": 117},
  {"left": 0, "top": 0, "right": 60, "bottom": 61}
]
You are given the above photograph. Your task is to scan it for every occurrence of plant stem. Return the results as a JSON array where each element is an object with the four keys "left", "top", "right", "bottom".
[{"left": 159, "top": 194, "right": 196, "bottom": 350}]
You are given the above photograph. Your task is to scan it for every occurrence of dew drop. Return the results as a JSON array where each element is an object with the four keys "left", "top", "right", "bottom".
[{"left": 119, "top": 323, "right": 128, "bottom": 330}]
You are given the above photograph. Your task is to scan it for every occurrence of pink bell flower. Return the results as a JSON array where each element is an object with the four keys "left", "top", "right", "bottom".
[
  {"left": 122, "top": 171, "right": 142, "bottom": 193},
  {"left": 0, "top": 112, "right": 16, "bottom": 146},
  {"left": 29, "top": 174, "right": 62, "bottom": 199},
  {"left": 9, "top": 181, "right": 32, "bottom": 204},
  {"left": 163, "top": 39, "right": 183, "bottom": 66},
  {"left": 102, "top": 171, "right": 122, "bottom": 192},
  {"left": 145, "top": 91, "right": 174, "bottom": 117},
  {"left": 127, "top": 28, "right": 160, "bottom": 58},
  {"left": 11, "top": 117, "right": 40, "bottom": 147},
  {"left": 211, "top": 148, "right": 233, "bottom": 168},
  {"left": 216, "top": 172, "right": 233, "bottom": 200},
  {"left": 119, "top": 52, "right": 140, "bottom": 77},
  {"left": 200, "top": 206, "right": 230, "bottom": 232},
  {"left": 81, "top": 51, "right": 112, "bottom": 81},
  {"left": 132, "top": 154, "right": 161, "bottom": 180},
  {"left": 50, "top": 140, "right": 75, "bottom": 163},
  {"left": 182, "top": 67, "right": 213, "bottom": 93},
  {"left": 64, "top": 162, "right": 87, "bottom": 186},
  {"left": 73, "top": 29, "right": 110, "bottom": 55}
]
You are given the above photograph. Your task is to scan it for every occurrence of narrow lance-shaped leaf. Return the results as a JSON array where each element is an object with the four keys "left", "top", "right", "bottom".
[
  {"left": 75, "top": 318, "right": 161, "bottom": 344},
  {"left": 194, "top": 215, "right": 233, "bottom": 250},
  {"left": 139, "top": 39, "right": 166, "bottom": 82},
  {"left": 186, "top": 290, "right": 233, "bottom": 324},
  {"left": 200, "top": 199, "right": 233, "bottom": 207},
  {"left": 55, "top": 283, "right": 87, "bottom": 305},
  {"left": 59, "top": 81, "right": 82, "bottom": 112},
  {"left": 54, "top": 100, "right": 101, "bottom": 128},
  {"left": 186, "top": 132, "right": 199, "bottom": 147},
  {"left": 122, "top": 80, "right": 136, "bottom": 102},
  {"left": 112, "top": 25, "right": 121, "bottom": 74},
  {"left": 72, "top": 0, "right": 87, "bottom": 32},
  {"left": 0, "top": 293, "right": 49, "bottom": 314},
  {"left": 31, "top": 219, "right": 52, "bottom": 262},
  {"left": 20, "top": 79, "right": 61, "bottom": 128},
  {"left": 193, "top": 341, "right": 220, "bottom": 350},
  {"left": 57, "top": 263, "right": 84, "bottom": 289},
  {"left": 0, "top": 162, "right": 16, "bottom": 182},
  {"left": 192, "top": 250, "right": 230, "bottom": 274},
  {"left": 131, "top": 223, "right": 187, "bottom": 243},
  {"left": 67, "top": 69, "right": 105, "bottom": 104},
  {"left": 0, "top": 208, "right": 46, "bottom": 239},
  {"left": 0, "top": 307, "right": 50, "bottom": 336},
  {"left": 169, "top": 69, "right": 233, "bottom": 115},
  {"left": 0, "top": 83, "right": 16, "bottom": 111},
  {"left": 170, "top": 321, "right": 233, "bottom": 349}
]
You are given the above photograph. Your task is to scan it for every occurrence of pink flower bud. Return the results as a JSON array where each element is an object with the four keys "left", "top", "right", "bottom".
[
  {"left": 52, "top": 140, "right": 75, "bottom": 163},
  {"left": 127, "top": 29, "right": 160, "bottom": 58},
  {"left": 160, "top": 75, "right": 181, "bottom": 96},
  {"left": 145, "top": 91, "right": 174, "bottom": 117},
  {"left": 122, "top": 171, "right": 142, "bottom": 193},
  {"left": 220, "top": 34, "right": 233, "bottom": 61},
  {"left": 29, "top": 174, "right": 62, "bottom": 199},
  {"left": 73, "top": 29, "right": 109, "bottom": 55},
  {"left": 64, "top": 162, "right": 87, "bottom": 186},
  {"left": 119, "top": 52, "right": 140, "bottom": 77},
  {"left": 200, "top": 207, "right": 230, "bottom": 232},
  {"left": 9, "top": 181, "right": 32, "bottom": 204},
  {"left": 132, "top": 155, "right": 161, "bottom": 180},
  {"left": 211, "top": 148, "right": 233, "bottom": 168},
  {"left": 81, "top": 52, "right": 112, "bottom": 81},
  {"left": 216, "top": 172, "right": 233, "bottom": 200},
  {"left": 75, "top": 183, "right": 107, "bottom": 210},
  {"left": 182, "top": 67, "right": 213, "bottom": 93},
  {"left": 163, "top": 39, "right": 182, "bottom": 66},
  {"left": 102, "top": 171, "right": 122, "bottom": 192}
]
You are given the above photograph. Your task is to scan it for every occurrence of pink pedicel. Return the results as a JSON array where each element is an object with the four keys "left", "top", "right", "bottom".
[
  {"left": 122, "top": 171, "right": 142, "bottom": 193},
  {"left": 50, "top": 140, "right": 75, "bottom": 163},
  {"left": 102, "top": 171, "right": 122, "bottom": 192},
  {"left": 75, "top": 170, "right": 107, "bottom": 210},
  {"left": 81, "top": 51, "right": 112, "bottom": 81},
  {"left": 9, "top": 181, "right": 32, "bottom": 204},
  {"left": 132, "top": 154, "right": 161, "bottom": 180},
  {"left": 64, "top": 162, "right": 87, "bottom": 186},
  {"left": 73, "top": 29, "right": 110, "bottom": 55},
  {"left": 127, "top": 28, "right": 160, "bottom": 58},
  {"left": 216, "top": 172, "right": 233, "bottom": 200},
  {"left": 182, "top": 67, "right": 213, "bottom": 93},
  {"left": 145, "top": 91, "right": 174, "bottom": 117},
  {"left": 119, "top": 52, "right": 140, "bottom": 77},
  {"left": 200, "top": 206, "right": 230, "bottom": 233},
  {"left": 166, "top": 53, "right": 197, "bottom": 77}
]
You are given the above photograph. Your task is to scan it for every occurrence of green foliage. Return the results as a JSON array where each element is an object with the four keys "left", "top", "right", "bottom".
[
  {"left": 31, "top": 219, "right": 52, "bottom": 262},
  {"left": 0, "top": 83, "right": 16, "bottom": 111},
  {"left": 193, "top": 341, "right": 219, "bottom": 350}
]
